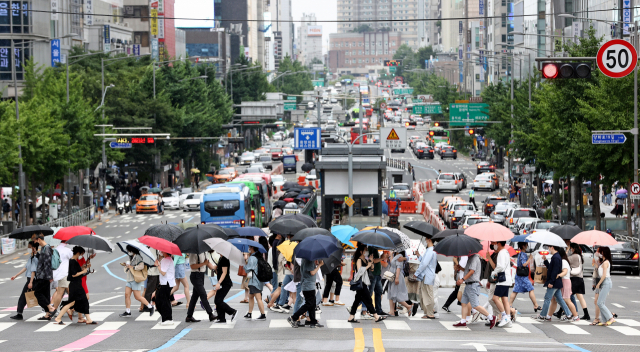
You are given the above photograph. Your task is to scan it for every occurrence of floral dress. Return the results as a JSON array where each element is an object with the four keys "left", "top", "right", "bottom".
[{"left": 513, "top": 251, "right": 534, "bottom": 293}]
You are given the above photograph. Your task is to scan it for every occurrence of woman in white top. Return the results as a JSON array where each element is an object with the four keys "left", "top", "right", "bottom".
[
  {"left": 548, "top": 248, "right": 578, "bottom": 321},
  {"left": 155, "top": 251, "right": 176, "bottom": 325},
  {"left": 490, "top": 241, "right": 514, "bottom": 328},
  {"left": 594, "top": 246, "right": 615, "bottom": 326}
]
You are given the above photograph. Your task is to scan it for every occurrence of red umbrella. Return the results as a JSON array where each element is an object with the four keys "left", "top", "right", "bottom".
[
  {"left": 465, "top": 222, "right": 514, "bottom": 242},
  {"left": 138, "top": 235, "right": 182, "bottom": 256},
  {"left": 53, "top": 226, "right": 96, "bottom": 241},
  {"left": 53, "top": 192, "right": 61, "bottom": 197},
  {"left": 477, "top": 241, "right": 517, "bottom": 259}
]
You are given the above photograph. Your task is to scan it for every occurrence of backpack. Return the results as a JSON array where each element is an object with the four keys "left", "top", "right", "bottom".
[
  {"left": 255, "top": 255, "right": 273, "bottom": 283},
  {"left": 51, "top": 248, "right": 61, "bottom": 270}
]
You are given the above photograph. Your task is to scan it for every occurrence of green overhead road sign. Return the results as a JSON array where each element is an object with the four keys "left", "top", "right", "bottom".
[
  {"left": 312, "top": 80, "right": 325, "bottom": 87},
  {"left": 413, "top": 104, "right": 443, "bottom": 114},
  {"left": 449, "top": 103, "right": 490, "bottom": 126},
  {"left": 404, "top": 88, "right": 414, "bottom": 94},
  {"left": 287, "top": 96, "right": 296, "bottom": 100},
  {"left": 284, "top": 101, "right": 296, "bottom": 111},
  {"left": 393, "top": 88, "right": 402, "bottom": 95},
  {"left": 389, "top": 66, "right": 396, "bottom": 73}
]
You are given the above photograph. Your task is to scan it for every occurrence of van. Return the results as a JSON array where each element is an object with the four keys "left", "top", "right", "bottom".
[{"left": 282, "top": 155, "right": 297, "bottom": 173}]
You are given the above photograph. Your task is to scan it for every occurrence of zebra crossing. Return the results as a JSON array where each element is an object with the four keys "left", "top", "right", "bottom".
[{"left": 4, "top": 310, "right": 640, "bottom": 335}]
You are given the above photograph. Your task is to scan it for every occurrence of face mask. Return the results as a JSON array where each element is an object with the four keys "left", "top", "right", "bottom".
[
  {"left": 492, "top": 245, "right": 498, "bottom": 251},
  {"left": 128, "top": 251, "right": 133, "bottom": 256},
  {"left": 595, "top": 252, "right": 602, "bottom": 259},
  {"left": 363, "top": 251, "right": 369, "bottom": 258}
]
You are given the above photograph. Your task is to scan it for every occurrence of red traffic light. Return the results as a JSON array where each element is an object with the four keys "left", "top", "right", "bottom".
[
  {"left": 468, "top": 129, "right": 474, "bottom": 135},
  {"left": 434, "top": 122, "right": 439, "bottom": 127},
  {"left": 542, "top": 63, "right": 559, "bottom": 79},
  {"left": 429, "top": 131, "right": 435, "bottom": 136}
]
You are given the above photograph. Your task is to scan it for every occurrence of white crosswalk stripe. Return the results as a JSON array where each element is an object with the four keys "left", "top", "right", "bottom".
[
  {"left": 0, "top": 322, "right": 16, "bottom": 332},
  {"left": 553, "top": 324, "right": 589, "bottom": 335},
  {"left": 439, "top": 321, "right": 470, "bottom": 331},
  {"left": 151, "top": 321, "right": 182, "bottom": 329},
  {"left": 36, "top": 322, "right": 68, "bottom": 332},
  {"left": 95, "top": 322, "right": 126, "bottom": 330},
  {"left": 503, "top": 323, "right": 530, "bottom": 333},
  {"left": 617, "top": 319, "right": 640, "bottom": 327},
  {"left": 608, "top": 326, "right": 640, "bottom": 336},
  {"left": 383, "top": 320, "right": 411, "bottom": 330}
]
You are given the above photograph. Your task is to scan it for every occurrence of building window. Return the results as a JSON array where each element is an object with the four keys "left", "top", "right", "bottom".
[
  {"left": 502, "top": 0, "right": 506, "bottom": 5},
  {"left": 366, "top": 59, "right": 369, "bottom": 63},
  {"left": 365, "top": 50, "right": 369, "bottom": 55},
  {"left": 501, "top": 34, "right": 506, "bottom": 43},
  {"left": 502, "top": 13, "right": 506, "bottom": 27},
  {"left": 134, "top": 31, "right": 150, "bottom": 47}
]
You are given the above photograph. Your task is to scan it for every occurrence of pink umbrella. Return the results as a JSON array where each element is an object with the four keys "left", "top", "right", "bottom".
[
  {"left": 571, "top": 230, "right": 618, "bottom": 247},
  {"left": 465, "top": 222, "right": 514, "bottom": 242}
]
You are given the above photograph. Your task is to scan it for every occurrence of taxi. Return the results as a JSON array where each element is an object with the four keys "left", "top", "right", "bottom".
[
  {"left": 438, "top": 196, "right": 464, "bottom": 219},
  {"left": 212, "top": 167, "right": 238, "bottom": 184},
  {"left": 136, "top": 194, "right": 159, "bottom": 213}
]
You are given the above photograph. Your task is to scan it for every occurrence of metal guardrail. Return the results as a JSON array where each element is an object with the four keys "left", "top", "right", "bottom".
[
  {"left": 387, "top": 158, "right": 406, "bottom": 170},
  {"left": 42, "top": 206, "right": 95, "bottom": 228},
  {"left": 302, "top": 192, "right": 318, "bottom": 216}
]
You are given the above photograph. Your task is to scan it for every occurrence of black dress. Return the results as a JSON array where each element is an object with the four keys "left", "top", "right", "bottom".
[{"left": 62, "top": 259, "right": 90, "bottom": 314}]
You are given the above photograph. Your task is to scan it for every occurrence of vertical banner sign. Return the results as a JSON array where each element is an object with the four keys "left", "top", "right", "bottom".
[
  {"left": 479, "top": 0, "right": 483, "bottom": 15},
  {"left": 151, "top": 38, "right": 159, "bottom": 60},
  {"left": 459, "top": 61, "right": 463, "bottom": 84},
  {"left": 150, "top": 9, "right": 158, "bottom": 36},
  {"left": 133, "top": 44, "right": 141, "bottom": 56},
  {"left": 459, "top": 21, "right": 463, "bottom": 34},
  {"left": 158, "top": 40, "right": 165, "bottom": 62},
  {"left": 85, "top": 0, "right": 93, "bottom": 25},
  {"left": 157, "top": 0, "right": 164, "bottom": 13},
  {"left": 103, "top": 25, "right": 110, "bottom": 52},
  {"left": 51, "top": 39, "right": 60, "bottom": 67},
  {"left": 573, "top": 21, "right": 581, "bottom": 40},
  {"left": 623, "top": 0, "right": 631, "bottom": 35},
  {"left": 158, "top": 16, "right": 164, "bottom": 39},
  {"left": 51, "top": 0, "right": 58, "bottom": 20}
]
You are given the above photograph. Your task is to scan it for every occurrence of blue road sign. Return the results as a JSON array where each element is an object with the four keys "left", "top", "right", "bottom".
[
  {"left": 592, "top": 134, "right": 627, "bottom": 144},
  {"left": 110, "top": 142, "right": 132, "bottom": 148},
  {"left": 294, "top": 127, "right": 321, "bottom": 150}
]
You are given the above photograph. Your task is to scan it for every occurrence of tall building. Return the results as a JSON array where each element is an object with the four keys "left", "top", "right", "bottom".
[
  {"left": 216, "top": 0, "right": 266, "bottom": 68},
  {"left": 328, "top": 31, "right": 402, "bottom": 75},
  {"left": 296, "top": 13, "right": 322, "bottom": 66},
  {"left": 122, "top": 0, "right": 176, "bottom": 61},
  {"left": 267, "top": 0, "right": 293, "bottom": 66}
]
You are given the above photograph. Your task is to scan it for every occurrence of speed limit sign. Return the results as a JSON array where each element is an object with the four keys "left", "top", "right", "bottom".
[
  {"left": 597, "top": 39, "right": 638, "bottom": 78},
  {"left": 380, "top": 102, "right": 386, "bottom": 109}
]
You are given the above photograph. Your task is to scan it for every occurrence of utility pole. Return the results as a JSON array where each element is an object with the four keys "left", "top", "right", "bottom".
[
  {"left": 11, "top": 40, "right": 25, "bottom": 228},
  {"left": 359, "top": 90, "right": 363, "bottom": 141}
]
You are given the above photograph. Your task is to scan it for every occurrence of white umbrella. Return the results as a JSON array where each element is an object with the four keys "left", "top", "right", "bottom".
[
  {"left": 406, "top": 239, "right": 427, "bottom": 264},
  {"left": 526, "top": 230, "right": 567, "bottom": 248},
  {"left": 116, "top": 240, "right": 157, "bottom": 266},
  {"left": 203, "top": 238, "right": 245, "bottom": 265}
]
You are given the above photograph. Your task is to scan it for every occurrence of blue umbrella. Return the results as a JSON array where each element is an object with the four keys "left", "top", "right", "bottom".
[
  {"left": 296, "top": 193, "right": 311, "bottom": 200},
  {"left": 617, "top": 193, "right": 628, "bottom": 199},
  {"left": 227, "top": 238, "right": 266, "bottom": 253},
  {"left": 331, "top": 225, "right": 358, "bottom": 247},
  {"left": 235, "top": 227, "right": 267, "bottom": 237},
  {"left": 294, "top": 235, "right": 342, "bottom": 261},
  {"left": 510, "top": 234, "right": 533, "bottom": 243},
  {"left": 382, "top": 201, "right": 388, "bottom": 215}
]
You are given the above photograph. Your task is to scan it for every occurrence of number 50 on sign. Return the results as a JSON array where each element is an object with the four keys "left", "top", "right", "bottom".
[{"left": 597, "top": 39, "right": 638, "bottom": 78}]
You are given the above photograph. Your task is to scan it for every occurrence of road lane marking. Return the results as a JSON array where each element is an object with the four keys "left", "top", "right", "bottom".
[
  {"left": 148, "top": 328, "right": 191, "bottom": 352},
  {"left": 503, "top": 323, "right": 530, "bottom": 333},
  {"left": 372, "top": 328, "right": 385, "bottom": 352},
  {"left": 612, "top": 303, "right": 625, "bottom": 308},
  {"left": 608, "top": 326, "right": 640, "bottom": 335},
  {"left": 382, "top": 320, "right": 410, "bottom": 330},
  {"left": 95, "top": 322, "right": 126, "bottom": 330},
  {"left": 125, "top": 231, "right": 130, "bottom": 234},
  {"left": 88, "top": 312, "right": 113, "bottom": 321},
  {"left": 439, "top": 321, "right": 470, "bottom": 331},
  {"left": 617, "top": 319, "right": 640, "bottom": 326},
  {"left": 36, "top": 322, "right": 69, "bottom": 332},
  {"left": 268, "top": 319, "right": 290, "bottom": 328},
  {"left": 91, "top": 295, "right": 122, "bottom": 306},
  {"left": 102, "top": 255, "right": 127, "bottom": 282},
  {"left": 563, "top": 344, "right": 591, "bottom": 352},
  {"left": 152, "top": 321, "right": 182, "bottom": 329},
  {"left": 619, "top": 286, "right": 628, "bottom": 289},
  {"left": 0, "top": 322, "right": 16, "bottom": 332},
  {"left": 353, "top": 328, "right": 365, "bottom": 352},
  {"left": 210, "top": 320, "right": 236, "bottom": 328},
  {"left": 53, "top": 329, "right": 120, "bottom": 351},
  {"left": 136, "top": 312, "right": 161, "bottom": 321},
  {"left": 327, "top": 320, "right": 353, "bottom": 329},
  {"left": 553, "top": 324, "right": 589, "bottom": 334}
]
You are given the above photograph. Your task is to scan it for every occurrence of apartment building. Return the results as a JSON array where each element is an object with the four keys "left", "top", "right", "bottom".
[
  {"left": 328, "top": 30, "right": 402, "bottom": 75},
  {"left": 121, "top": 0, "right": 176, "bottom": 60},
  {"left": 296, "top": 13, "right": 322, "bottom": 66}
]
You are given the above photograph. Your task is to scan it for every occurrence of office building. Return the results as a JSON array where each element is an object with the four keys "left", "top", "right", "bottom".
[
  {"left": 328, "top": 30, "right": 402, "bottom": 75},
  {"left": 297, "top": 13, "right": 322, "bottom": 66}
]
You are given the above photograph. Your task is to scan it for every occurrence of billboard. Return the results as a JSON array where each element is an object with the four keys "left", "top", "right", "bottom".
[
  {"left": 174, "top": 0, "right": 214, "bottom": 28},
  {"left": 307, "top": 25, "right": 322, "bottom": 37}
]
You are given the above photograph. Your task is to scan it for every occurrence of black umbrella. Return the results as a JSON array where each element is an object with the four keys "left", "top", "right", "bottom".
[
  {"left": 269, "top": 219, "right": 309, "bottom": 236},
  {"left": 288, "top": 187, "right": 303, "bottom": 193},
  {"left": 291, "top": 228, "right": 332, "bottom": 242},
  {"left": 301, "top": 185, "right": 315, "bottom": 190},
  {"left": 273, "top": 200, "right": 287, "bottom": 209},
  {"left": 284, "top": 191, "right": 300, "bottom": 199},
  {"left": 550, "top": 225, "right": 582, "bottom": 240},
  {"left": 301, "top": 163, "right": 314, "bottom": 172},
  {"left": 174, "top": 225, "right": 227, "bottom": 254},
  {"left": 404, "top": 221, "right": 440, "bottom": 238},
  {"left": 431, "top": 229, "right": 465, "bottom": 241},
  {"left": 320, "top": 248, "right": 344, "bottom": 276},
  {"left": 66, "top": 235, "right": 113, "bottom": 252},
  {"left": 433, "top": 234, "right": 482, "bottom": 257},
  {"left": 294, "top": 235, "right": 342, "bottom": 261},
  {"left": 277, "top": 213, "right": 317, "bottom": 227},
  {"left": 144, "top": 224, "right": 184, "bottom": 242},
  {"left": 370, "top": 228, "right": 403, "bottom": 247},
  {"left": 9, "top": 225, "right": 53, "bottom": 240},
  {"left": 282, "top": 181, "right": 299, "bottom": 191},
  {"left": 222, "top": 228, "right": 240, "bottom": 239},
  {"left": 351, "top": 230, "right": 395, "bottom": 249}
]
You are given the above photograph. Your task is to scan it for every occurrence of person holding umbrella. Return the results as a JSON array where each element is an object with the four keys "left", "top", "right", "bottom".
[
  {"left": 185, "top": 251, "right": 217, "bottom": 323},
  {"left": 53, "top": 246, "right": 96, "bottom": 325},
  {"left": 244, "top": 246, "right": 267, "bottom": 321},
  {"left": 155, "top": 251, "right": 176, "bottom": 326},
  {"left": 413, "top": 237, "right": 437, "bottom": 320},
  {"left": 346, "top": 246, "right": 385, "bottom": 324},
  {"left": 119, "top": 245, "right": 154, "bottom": 318}
]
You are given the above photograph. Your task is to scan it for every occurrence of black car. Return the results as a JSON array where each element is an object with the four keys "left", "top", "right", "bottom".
[
  {"left": 414, "top": 142, "right": 434, "bottom": 159},
  {"left": 440, "top": 146, "right": 457, "bottom": 159},
  {"left": 609, "top": 242, "right": 639, "bottom": 275},
  {"left": 482, "top": 196, "right": 508, "bottom": 216},
  {"left": 477, "top": 161, "right": 496, "bottom": 174},
  {"left": 453, "top": 172, "right": 468, "bottom": 189}
]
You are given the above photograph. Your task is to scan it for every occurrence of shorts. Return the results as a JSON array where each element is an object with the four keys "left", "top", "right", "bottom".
[
  {"left": 493, "top": 285, "right": 510, "bottom": 298},
  {"left": 175, "top": 263, "right": 186, "bottom": 279},
  {"left": 561, "top": 279, "right": 572, "bottom": 299},
  {"left": 460, "top": 282, "right": 479, "bottom": 307},
  {"left": 241, "top": 276, "right": 250, "bottom": 290},
  {"left": 209, "top": 276, "right": 218, "bottom": 286},
  {"left": 57, "top": 277, "right": 70, "bottom": 289},
  {"left": 570, "top": 277, "right": 585, "bottom": 295},
  {"left": 249, "top": 285, "right": 262, "bottom": 295},
  {"left": 126, "top": 280, "right": 144, "bottom": 291}
]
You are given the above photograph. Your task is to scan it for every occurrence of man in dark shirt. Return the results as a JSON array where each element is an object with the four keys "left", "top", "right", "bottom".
[
  {"left": 368, "top": 247, "right": 388, "bottom": 316},
  {"left": 34, "top": 234, "right": 56, "bottom": 319},
  {"left": 535, "top": 246, "right": 572, "bottom": 321}
]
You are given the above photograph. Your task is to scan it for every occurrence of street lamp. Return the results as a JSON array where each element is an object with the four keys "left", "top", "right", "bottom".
[{"left": 178, "top": 75, "right": 208, "bottom": 82}]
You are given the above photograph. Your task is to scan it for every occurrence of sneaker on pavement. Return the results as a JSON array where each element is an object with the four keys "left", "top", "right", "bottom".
[
  {"left": 572, "top": 316, "right": 580, "bottom": 322},
  {"left": 511, "top": 309, "right": 517, "bottom": 323},
  {"left": 315, "top": 306, "right": 322, "bottom": 314},
  {"left": 412, "top": 303, "right": 419, "bottom": 317},
  {"left": 489, "top": 316, "right": 497, "bottom": 329},
  {"left": 287, "top": 316, "right": 298, "bottom": 328},
  {"left": 243, "top": 313, "right": 252, "bottom": 320},
  {"left": 309, "top": 323, "right": 324, "bottom": 328},
  {"left": 119, "top": 311, "right": 132, "bottom": 318},
  {"left": 269, "top": 304, "right": 283, "bottom": 313},
  {"left": 256, "top": 314, "right": 267, "bottom": 321},
  {"left": 453, "top": 322, "right": 467, "bottom": 327},
  {"left": 148, "top": 306, "right": 155, "bottom": 317},
  {"left": 361, "top": 313, "right": 373, "bottom": 320},
  {"left": 160, "top": 320, "right": 174, "bottom": 326},
  {"left": 214, "top": 319, "right": 228, "bottom": 324},
  {"left": 497, "top": 319, "right": 512, "bottom": 328},
  {"left": 442, "top": 306, "right": 451, "bottom": 313},
  {"left": 322, "top": 302, "right": 334, "bottom": 306},
  {"left": 334, "top": 301, "right": 345, "bottom": 306},
  {"left": 230, "top": 311, "right": 238, "bottom": 322},
  {"left": 560, "top": 315, "right": 572, "bottom": 322}
]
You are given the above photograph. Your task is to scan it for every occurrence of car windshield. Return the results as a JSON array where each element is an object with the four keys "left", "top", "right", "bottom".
[
  {"left": 218, "top": 169, "right": 233, "bottom": 175},
  {"left": 455, "top": 204, "right": 474, "bottom": 211},
  {"left": 140, "top": 195, "right": 157, "bottom": 201},
  {"left": 479, "top": 162, "right": 490, "bottom": 166},
  {"left": 439, "top": 174, "right": 455, "bottom": 180},
  {"left": 393, "top": 184, "right": 410, "bottom": 190},
  {"left": 186, "top": 193, "right": 202, "bottom": 200},
  {"left": 535, "top": 222, "right": 559, "bottom": 229},
  {"left": 204, "top": 200, "right": 240, "bottom": 217},
  {"left": 161, "top": 192, "right": 177, "bottom": 198},
  {"left": 475, "top": 175, "right": 491, "bottom": 181},
  {"left": 416, "top": 143, "right": 427, "bottom": 148},
  {"left": 495, "top": 203, "right": 516, "bottom": 212},
  {"left": 242, "top": 152, "right": 253, "bottom": 157},
  {"left": 488, "top": 198, "right": 507, "bottom": 206},
  {"left": 513, "top": 210, "right": 537, "bottom": 218},
  {"left": 247, "top": 167, "right": 262, "bottom": 173},
  {"left": 271, "top": 148, "right": 282, "bottom": 153},
  {"left": 467, "top": 218, "right": 488, "bottom": 225}
]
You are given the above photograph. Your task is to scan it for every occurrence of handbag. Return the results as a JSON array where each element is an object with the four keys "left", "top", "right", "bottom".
[
  {"left": 238, "top": 265, "right": 247, "bottom": 277},
  {"left": 132, "top": 266, "right": 148, "bottom": 283},
  {"left": 382, "top": 270, "right": 395, "bottom": 281},
  {"left": 516, "top": 266, "right": 529, "bottom": 277},
  {"left": 496, "top": 272, "right": 506, "bottom": 283},
  {"left": 349, "top": 278, "right": 364, "bottom": 291},
  {"left": 25, "top": 290, "right": 38, "bottom": 308}
]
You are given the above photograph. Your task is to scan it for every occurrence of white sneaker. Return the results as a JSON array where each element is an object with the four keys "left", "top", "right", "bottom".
[
  {"left": 333, "top": 301, "right": 345, "bottom": 306},
  {"left": 161, "top": 320, "right": 174, "bottom": 326},
  {"left": 434, "top": 313, "right": 440, "bottom": 319},
  {"left": 497, "top": 319, "right": 512, "bottom": 328},
  {"left": 322, "top": 302, "right": 334, "bottom": 306},
  {"left": 360, "top": 313, "right": 373, "bottom": 320}
]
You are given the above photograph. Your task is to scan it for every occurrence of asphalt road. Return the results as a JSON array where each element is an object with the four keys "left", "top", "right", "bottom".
[{"left": 1, "top": 135, "right": 640, "bottom": 352}]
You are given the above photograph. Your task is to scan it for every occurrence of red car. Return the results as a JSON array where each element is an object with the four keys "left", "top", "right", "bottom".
[{"left": 270, "top": 147, "right": 283, "bottom": 160}]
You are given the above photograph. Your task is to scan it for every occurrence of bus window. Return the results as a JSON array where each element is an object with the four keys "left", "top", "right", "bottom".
[{"left": 204, "top": 200, "right": 240, "bottom": 217}]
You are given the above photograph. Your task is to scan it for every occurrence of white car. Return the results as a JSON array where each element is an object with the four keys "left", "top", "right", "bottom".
[
  {"left": 473, "top": 174, "right": 495, "bottom": 191},
  {"left": 182, "top": 192, "right": 203, "bottom": 212},
  {"left": 446, "top": 203, "right": 476, "bottom": 228},
  {"left": 435, "top": 173, "right": 461, "bottom": 193},
  {"left": 415, "top": 117, "right": 424, "bottom": 125},
  {"left": 335, "top": 82, "right": 342, "bottom": 88},
  {"left": 505, "top": 208, "right": 539, "bottom": 228},
  {"left": 161, "top": 191, "right": 180, "bottom": 210},
  {"left": 271, "top": 175, "right": 285, "bottom": 191},
  {"left": 178, "top": 187, "right": 193, "bottom": 207},
  {"left": 273, "top": 133, "right": 283, "bottom": 141},
  {"left": 240, "top": 152, "right": 255, "bottom": 165},
  {"left": 459, "top": 215, "right": 491, "bottom": 229}
]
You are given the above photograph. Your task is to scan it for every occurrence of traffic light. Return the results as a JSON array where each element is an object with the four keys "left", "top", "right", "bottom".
[
  {"left": 541, "top": 62, "right": 591, "bottom": 79},
  {"left": 468, "top": 128, "right": 474, "bottom": 136},
  {"left": 429, "top": 131, "right": 435, "bottom": 136},
  {"left": 434, "top": 122, "right": 439, "bottom": 127}
]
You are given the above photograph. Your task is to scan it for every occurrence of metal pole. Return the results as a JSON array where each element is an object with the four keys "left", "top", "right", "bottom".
[
  {"left": 317, "top": 88, "right": 322, "bottom": 128},
  {"left": 529, "top": 53, "right": 532, "bottom": 108},
  {"left": 359, "top": 90, "right": 363, "bottom": 141},
  {"left": 231, "top": 70, "right": 233, "bottom": 105},
  {"left": 66, "top": 61, "right": 70, "bottom": 103},
  {"left": 634, "top": 25, "right": 638, "bottom": 239},
  {"left": 101, "top": 58, "right": 106, "bottom": 197},
  {"left": 348, "top": 143, "right": 353, "bottom": 225},
  {"left": 11, "top": 40, "right": 25, "bottom": 228},
  {"left": 509, "top": 55, "right": 514, "bottom": 184}
]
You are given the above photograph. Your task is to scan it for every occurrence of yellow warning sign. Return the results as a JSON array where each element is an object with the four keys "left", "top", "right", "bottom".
[
  {"left": 387, "top": 129, "right": 400, "bottom": 140},
  {"left": 344, "top": 197, "right": 355, "bottom": 207}
]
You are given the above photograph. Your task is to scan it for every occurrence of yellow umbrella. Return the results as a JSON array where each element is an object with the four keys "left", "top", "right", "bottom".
[
  {"left": 191, "top": 168, "right": 200, "bottom": 173},
  {"left": 277, "top": 240, "right": 297, "bottom": 261}
]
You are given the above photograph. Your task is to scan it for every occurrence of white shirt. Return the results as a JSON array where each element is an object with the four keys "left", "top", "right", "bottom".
[
  {"left": 159, "top": 257, "right": 176, "bottom": 287},
  {"left": 491, "top": 248, "right": 513, "bottom": 286},
  {"left": 561, "top": 259, "right": 571, "bottom": 279},
  {"left": 457, "top": 256, "right": 468, "bottom": 280},
  {"left": 53, "top": 243, "right": 73, "bottom": 282},
  {"left": 189, "top": 253, "right": 207, "bottom": 273}
]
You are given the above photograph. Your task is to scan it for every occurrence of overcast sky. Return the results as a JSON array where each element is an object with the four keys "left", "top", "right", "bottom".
[{"left": 174, "top": 0, "right": 338, "bottom": 53}]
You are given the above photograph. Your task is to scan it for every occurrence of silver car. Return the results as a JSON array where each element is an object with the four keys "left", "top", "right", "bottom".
[
  {"left": 436, "top": 173, "right": 460, "bottom": 193},
  {"left": 391, "top": 183, "right": 412, "bottom": 200},
  {"left": 240, "top": 152, "right": 255, "bottom": 165}
]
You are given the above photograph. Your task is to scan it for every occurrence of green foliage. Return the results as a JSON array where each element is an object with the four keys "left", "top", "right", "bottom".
[
  {"left": 277, "top": 56, "right": 314, "bottom": 98},
  {"left": 350, "top": 24, "right": 374, "bottom": 33},
  {"left": 544, "top": 208, "right": 553, "bottom": 220}
]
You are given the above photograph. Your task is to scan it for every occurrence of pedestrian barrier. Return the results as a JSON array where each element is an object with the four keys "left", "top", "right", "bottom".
[{"left": 400, "top": 201, "right": 417, "bottom": 213}]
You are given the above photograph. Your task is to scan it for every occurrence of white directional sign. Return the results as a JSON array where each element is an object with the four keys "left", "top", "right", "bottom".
[{"left": 597, "top": 39, "right": 638, "bottom": 78}]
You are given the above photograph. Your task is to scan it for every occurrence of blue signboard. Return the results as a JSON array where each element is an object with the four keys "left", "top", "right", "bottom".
[
  {"left": 133, "top": 44, "right": 141, "bottom": 56},
  {"left": 592, "top": 134, "right": 626, "bottom": 144},
  {"left": 51, "top": 39, "right": 60, "bottom": 67},
  {"left": 110, "top": 142, "right": 132, "bottom": 148},
  {"left": 294, "top": 127, "right": 321, "bottom": 150},
  {"left": 623, "top": 0, "right": 631, "bottom": 35},
  {"left": 103, "top": 25, "right": 110, "bottom": 43},
  {"left": 479, "top": 0, "right": 484, "bottom": 15}
]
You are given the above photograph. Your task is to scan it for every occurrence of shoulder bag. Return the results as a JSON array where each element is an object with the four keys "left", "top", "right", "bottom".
[{"left": 132, "top": 266, "right": 148, "bottom": 283}]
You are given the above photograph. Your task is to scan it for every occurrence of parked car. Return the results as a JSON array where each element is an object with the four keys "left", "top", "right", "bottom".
[
  {"left": 391, "top": 183, "right": 412, "bottom": 201},
  {"left": 161, "top": 191, "right": 180, "bottom": 210},
  {"left": 528, "top": 220, "right": 560, "bottom": 234},
  {"left": 513, "top": 217, "right": 540, "bottom": 235},
  {"left": 436, "top": 173, "right": 461, "bottom": 193},
  {"left": 182, "top": 192, "right": 203, "bottom": 212},
  {"left": 272, "top": 175, "right": 285, "bottom": 190},
  {"left": 245, "top": 166, "right": 265, "bottom": 174},
  {"left": 306, "top": 169, "right": 318, "bottom": 181}
]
